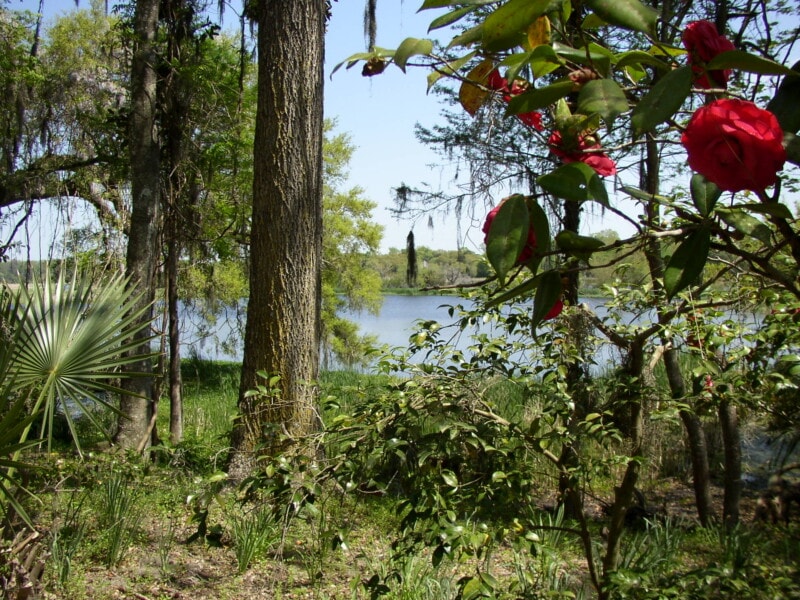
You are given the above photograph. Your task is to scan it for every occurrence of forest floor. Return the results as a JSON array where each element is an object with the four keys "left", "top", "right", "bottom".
[{"left": 4, "top": 463, "right": 790, "bottom": 600}]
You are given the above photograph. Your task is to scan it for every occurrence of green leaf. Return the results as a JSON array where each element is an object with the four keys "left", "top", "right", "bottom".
[
  {"left": 538, "top": 162, "right": 609, "bottom": 205},
  {"left": 486, "top": 195, "right": 529, "bottom": 284},
  {"left": 393, "top": 38, "right": 434, "bottom": 72},
  {"left": 485, "top": 275, "right": 541, "bottom": 309},
  {"left": 442, "top": 470, "right": 459, "bottom": 487},
  {"left": 552, "top": 42, "right": 612, "bottom": 76},
  {"left": 532, "top": 270, "right": 563, "bottom": 329},
  {"left": 427, "top": 52, "right": 475, "bottom": 91},
  {"left": 577, "top": 79, "right": 628, "bottom": 125},
  {"left": 706, "top": 50, "right": 797, "bottom": 76},
  {"left": 428, "top": 6, "right": 477, "bottom": 31},
  {"left": 448, "top": 24, "right": 484, "bottom": 50},
  {"left": 717, "top": 208, "right": 772, "bottom": 244},
  {"left": 527, "top": 198, "right": 551, "bottom": 256},
  {"left": 584, "top": 0, "right": 658, "bottom": 35},
  {"left": 615, "top": 50, "right": 671, "bottom": 71},
  {"left": 767, "top": 61, "right": 800, "bottom": 133},
  {"left": 482, "top": 0, "right": 554, "bottom": 52},
  {"left": 420, "top": 0, "right": 494, "bottom": 8},
  {"left": 664, "top": 228, "right": 711, "bottom": 298},
  {"left": 506, "top": 80, "right": 574, "bottom": 115},
  {"left": 631, "top": 65, "right": 692, "bottom": 137},
  {"left": 736, "top": 202, "right": 794, "bottom": 220},
  {"left": 690, "top": 174, "right": 721, "bottom": 217},
  {"left": 620, "top": 185, "right": 672, "bottom": 205}
]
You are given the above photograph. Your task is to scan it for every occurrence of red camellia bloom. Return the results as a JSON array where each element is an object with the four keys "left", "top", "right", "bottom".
[
  {"left": 548, "top": 131, "right": 617, "bottom": 176},
  {"left": 681, "top": 98, "right": 786, "bottom": 192},
  {"left": 487, "top": 69, "right": 544, "bottom": 131},
  {"left": 483, "top": 200, "right": 537, "bottom": 264},
  {"left": 544, "top": 299, "right": 564, "bottom": 320},
  {"left": 682, "top": 20, "right": 736, "bottom": 89}
]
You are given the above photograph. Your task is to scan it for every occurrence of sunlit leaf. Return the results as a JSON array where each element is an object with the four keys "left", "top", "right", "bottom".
[
  {"left": 393, "top": 38, "right": 434, "bottom": 72},
  {"left": 459, "top": 59, "right": 495, "bottom": 116},
  {"left": 506, "top": 80, "right": 574, "bottom": 115},
  {"left": 584, "top": 0, "right": 658, "bottom": 35},
  {"left": 717, "top": 208, "right": 772, "bottom": 244},
  {"left": 527, "top": 15, "right": 551, "bottom": 48},
  {"left": 482, "top": 0, "right": 555, "bottom": 52}
]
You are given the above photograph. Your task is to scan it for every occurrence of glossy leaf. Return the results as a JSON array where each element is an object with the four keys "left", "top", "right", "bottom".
[
  {"left": 767, "top": 61, "right": 800, "bottom": 133},
  {"left": 393, "top": 38, "right": 434, "bottom": 72},
  {"left": 584, "top": 0, "right": 658, "bottom": 35},
  {"left": 553, "top": 42, "right": 611, "bottom": 76},
  {"left": 420, "top": 0, "right": 494, "bottom": 8},
  {"left": 531, "top": 270, "right": 563, "bottom": 330},
  {"left": 706, "top": 50, "right": 796, "bottom": 76},
  {"left": 736, "top": 202, "right": 793, "bottom": 220},
  {"left": 631, "top": 65, "right": 692, "bottom": 136},
  {"left": 428, "top": 52, "right": 475, "bottom": 91},
  {"left": 538, "top": 162, "right": 609, "bottom": 205},
  {"left": 664, "top": 228, "right": 711, "bottom": 298},
  {"left": 577, "top": 79, "right": 628, "bottom": 124},
  {"left": 717, "top": 208, "right": 772, "bottom": 244},
  {"left": 485, "top": 274, "right": 540, "bottom": 309},
  {"left": 448, "top": 23, "right": 484, "bottom": 50},
  {"left": 506, "top": 80, "right": 574, "bottom": 115},
  {"left": 428, "top": 5, "right": 478, "bottom": 31},
  {"left": 527, "top": 198, "right": 551, "bottom": 255},
  {"left": 482, "top": 0, "right": 554, "bottom": 52},
  {"left": 690, "top": 174, "right": 721, "bottom": 217},
  {"left": 459, "top": 59, "right": 495, "bottom": 116},
  {"left": 527, "top": 15, "right": 551, "bottom": 48},
  {"left": 486, "top": 195, "right": 529, "bottom": 284}
]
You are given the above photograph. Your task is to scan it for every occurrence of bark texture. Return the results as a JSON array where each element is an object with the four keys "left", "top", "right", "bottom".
[
  {"left": 228, "top": 0, "right": 325, "bottom": 480},
  {"left": 114, "top": 0, "right": 161, "bottom": 450}
]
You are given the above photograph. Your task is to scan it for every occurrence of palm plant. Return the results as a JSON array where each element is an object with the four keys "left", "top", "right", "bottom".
[{"left": 0, "top": 266, "right": 156, "bottom": 525}]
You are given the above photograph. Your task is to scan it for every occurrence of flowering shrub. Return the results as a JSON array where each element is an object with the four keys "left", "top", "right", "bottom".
[
  {"left": 681, "top": 98, "right": 786, "bottom": 192},
  {"left": 548, "top": 131, "right": 617, "bottom": 177},
  {"left": 482, "top": 198, "right": 537, "bottom": 264},
  {"left": 487, "top": 68, "right": 544, "bottom": 131},
  {"left": 682, "top": 20, "right": 736, "bottom": 89}
]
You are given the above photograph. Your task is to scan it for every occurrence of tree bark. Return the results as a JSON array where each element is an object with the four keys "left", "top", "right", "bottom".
[
  {"left": 719, "top": 399, "right": 742, "bottom": 527},
  {"left": 228, "top": 0, "right": 325, "bottom": 480},
  {"left": 114, "top": 0, "right": 161, "bottom": 450}
]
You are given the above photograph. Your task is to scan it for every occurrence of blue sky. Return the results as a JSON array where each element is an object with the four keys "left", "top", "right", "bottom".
[{"left": 4, "top": 0, "right": 633, "bottom": 257}]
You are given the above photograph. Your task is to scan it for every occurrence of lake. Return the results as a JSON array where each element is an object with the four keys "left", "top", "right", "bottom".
[{"left": 179, "top": 295, "right": 637, "bottom": 371}]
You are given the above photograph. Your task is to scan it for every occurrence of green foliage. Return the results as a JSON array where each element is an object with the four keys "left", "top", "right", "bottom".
[{"left": 228, "top": 503, "right": 280, "bottom": 572}]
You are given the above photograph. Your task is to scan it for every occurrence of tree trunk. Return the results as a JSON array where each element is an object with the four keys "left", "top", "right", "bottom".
[
  {"left": 228, "top": 0, "right": 325, "bottom": 480},
  {"left": 719, "top": 399, "right": 742, "bottom": 527},
  {"left": 167, "top": 221, "right": 183, "bottom": 444},
  {"left": 114, "top": 0, "right": 161, "bottom": 450}
]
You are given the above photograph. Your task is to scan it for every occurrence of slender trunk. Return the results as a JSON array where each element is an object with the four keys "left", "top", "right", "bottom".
[
  {"left": 167, "top": 222, "right": 183, "bottom": 444},
  {"left": 719, "top": 399, "right": 741, "bottom": 527},
  {"left": 557, "top": 198, "right": 588, "bottom": 519},
  {"left": 114, "top": 0, "right": 160, "bottom": 450},
  {"left": 228, "top": 0, "right": 325, "bottom": 480},
  {"left": 601, "top": 342, "right": 645, "bottom": 587}
]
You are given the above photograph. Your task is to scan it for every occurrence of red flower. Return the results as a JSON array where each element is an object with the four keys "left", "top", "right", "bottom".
[
  {"left": 682, "top": 20, "right": 736, "bottom": 89},
  {"left": 486, "top": 68, "right": 544, "bottom": 131},
  {"left": 544, "top": 299, "right": 564, "bottom": 320},
  {"left": 483, "top": 200, "right": 537, "bottom": 264},
  {"left": 681, "top": 98, "right": 786, "bottom": 192},
  {"left": 548, "top": 131, "right": 617, "bottom": 176}
]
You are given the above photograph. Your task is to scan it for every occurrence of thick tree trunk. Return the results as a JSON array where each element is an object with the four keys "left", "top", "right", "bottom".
[
  {"left": 228, "top": 0, "right": 325, "bottom": 480},
  {"left": 114, "top": 0, "right": 160, "bottom": 450},
  {"left": 719, "top": 399, "right": 742, "bottom": 527}
]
